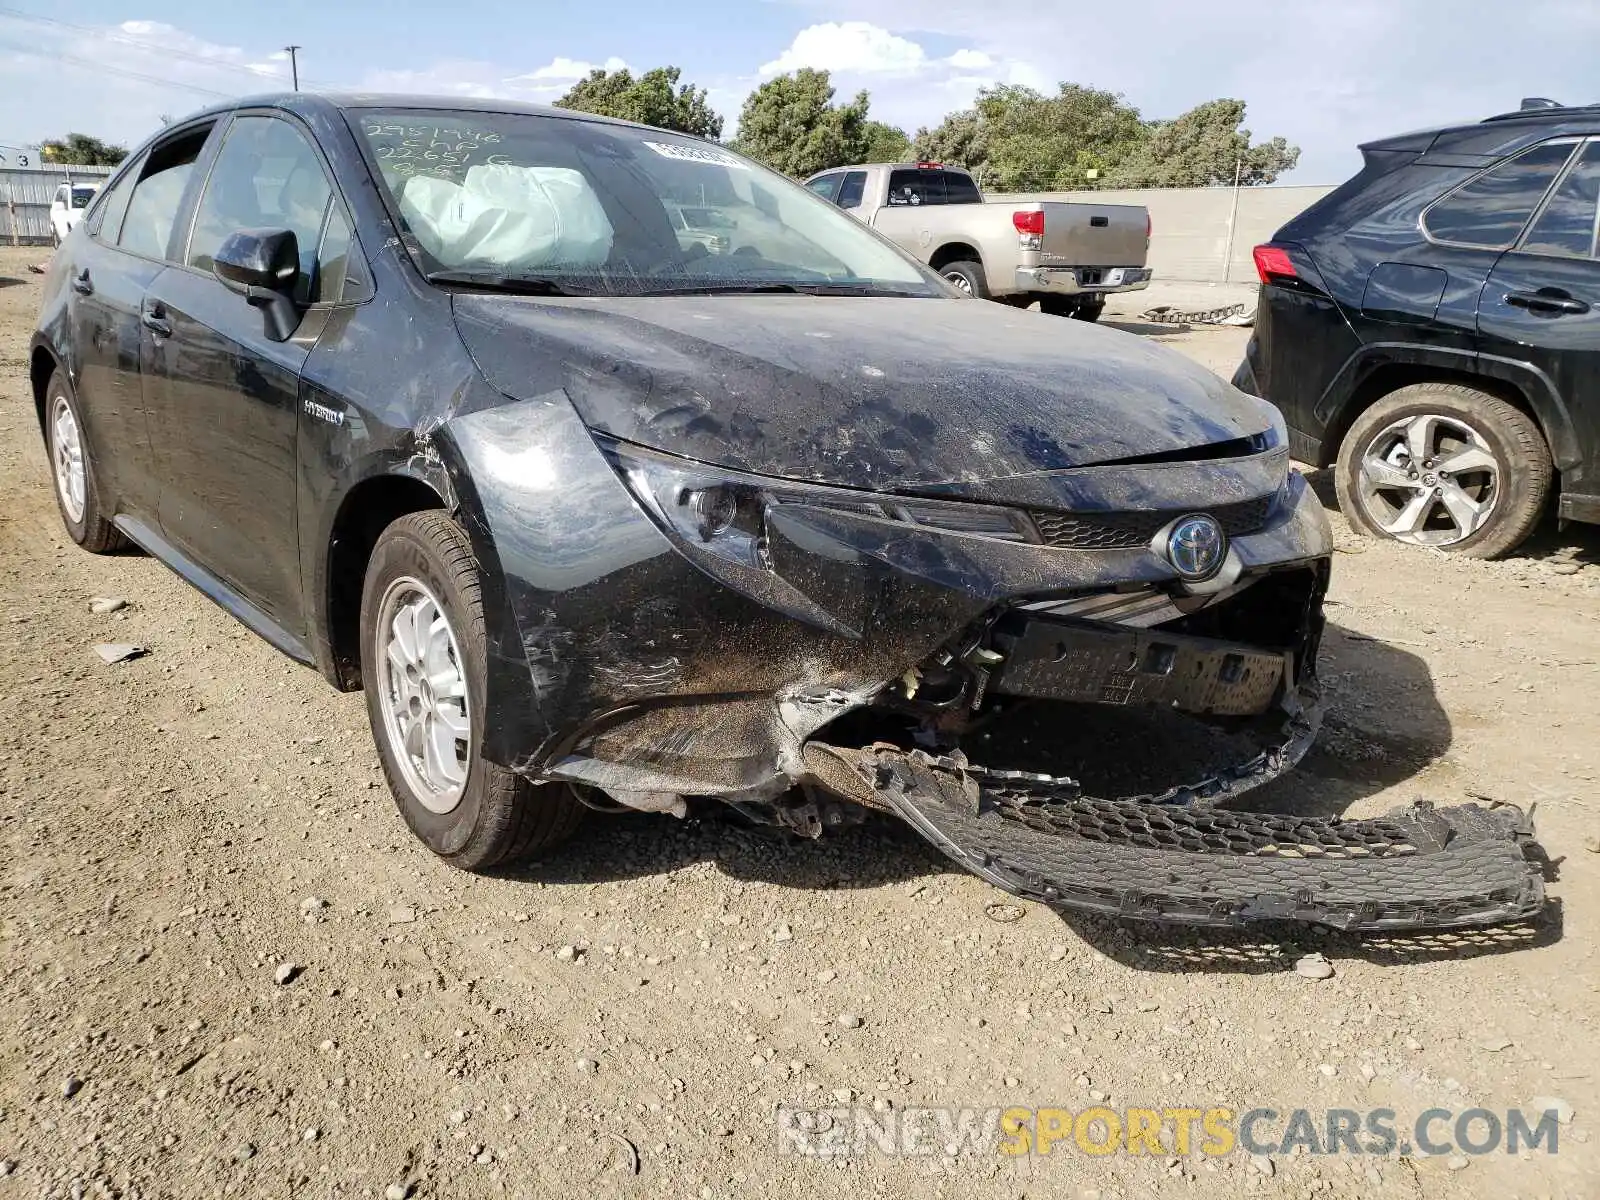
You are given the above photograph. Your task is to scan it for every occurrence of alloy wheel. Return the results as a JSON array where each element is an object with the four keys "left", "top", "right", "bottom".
[
  {"left": 50, "top": 394, "right": 86, "bottom": 525},
  {"left": 1355, "top": 413, "right": 1500, "bottom": 547},
  {"left": 943, "top": 270, "right": 973, "bottom": 295},
  {"left": 375, "top": 576, "right": 472, "bottom": 814}
]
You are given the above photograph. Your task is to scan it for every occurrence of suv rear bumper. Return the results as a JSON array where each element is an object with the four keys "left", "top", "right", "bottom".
[{"left": 1016, "top": 266, "right": 1153, "bottom": 296}]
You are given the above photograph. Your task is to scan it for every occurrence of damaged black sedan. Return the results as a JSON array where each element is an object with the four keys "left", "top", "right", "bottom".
[{"left": 30, "top": 95, "right": 1543, "bottom": 931}]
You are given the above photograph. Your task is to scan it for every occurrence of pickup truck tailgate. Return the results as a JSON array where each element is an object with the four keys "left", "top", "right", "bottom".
[{"left": 1038, "top": 202, "right": 1146, "bottom": 267}]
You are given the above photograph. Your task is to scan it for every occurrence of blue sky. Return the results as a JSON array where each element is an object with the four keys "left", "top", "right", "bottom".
[{"left": 2, "top": 0, "right": 1598, "bottom": 183}]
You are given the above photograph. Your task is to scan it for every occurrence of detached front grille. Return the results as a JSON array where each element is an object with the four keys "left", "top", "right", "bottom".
[{"left": 1030, "top": 496, "right": 1275, "bottom": 551}]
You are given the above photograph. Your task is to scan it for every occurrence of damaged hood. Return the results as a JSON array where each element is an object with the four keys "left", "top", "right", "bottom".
[{"left": 452, "top": 294, "right": 1274, "bottom": 491}]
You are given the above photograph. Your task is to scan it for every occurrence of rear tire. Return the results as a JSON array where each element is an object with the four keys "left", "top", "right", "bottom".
[
  {"left": 1334, "top": 383, "right": 1552, "bottom": 559},
  {"left": 45, "top": 369, "right": 123, "bottom": 553},
  {"left": 360, "top": 511, "right": 584, "bottom": 871},
  {"left": 939, "top": 260, "right": 988, "bottom": 299}
]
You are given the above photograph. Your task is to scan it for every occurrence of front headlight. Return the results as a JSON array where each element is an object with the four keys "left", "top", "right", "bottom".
[{"left": 602, "top": 440, "right": 1039, "bottom": 568}]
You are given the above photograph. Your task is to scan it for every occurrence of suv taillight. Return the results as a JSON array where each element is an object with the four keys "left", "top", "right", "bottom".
[
  {"left": 1253, "top": 244, "right": 1298, "bottom": 284},
  {"left": 1014, "top": 209, "right": 1045, "bottom": 250}
]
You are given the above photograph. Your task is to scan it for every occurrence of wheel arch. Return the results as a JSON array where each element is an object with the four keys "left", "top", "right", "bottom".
[
  {"left": 29, "top": 339, "right": 63, "bottom": 436},
  {"left": 928, "top": 242, "right": 983, "bottom": 272},
  {"left": 319, "top": 471, "right": 451, "bottom": 691},
  {"left": 1314, "top": 344, "right": 1577, "bottom": 472}
]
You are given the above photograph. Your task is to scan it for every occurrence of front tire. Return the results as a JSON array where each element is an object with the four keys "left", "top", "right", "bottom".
[
  {"left": 360, "top": 511, "right": 583, "bottom": 871},
  {"left": 1334, "top": 383, "right": 1552, "bottom": 559},
  {"left": 45, "top": 369, "right": 123, "bottom": 553}
]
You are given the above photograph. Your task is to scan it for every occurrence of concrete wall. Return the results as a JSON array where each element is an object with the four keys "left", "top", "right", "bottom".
[
  {"left": 989, "top": 184, "right": 1336, "bottom": 285},
  {"left": 0, "top": 165, "right": 115, "bottom": 245}
]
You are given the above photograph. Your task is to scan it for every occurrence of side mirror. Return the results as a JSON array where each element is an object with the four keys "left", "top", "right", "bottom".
[{"left": 213, "top": 228, "right": 302, "bottom": 342}]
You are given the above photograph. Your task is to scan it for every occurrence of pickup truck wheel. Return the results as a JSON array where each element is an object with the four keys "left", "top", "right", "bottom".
[
  {"left": 360, "top": 511, "right": 585, "bottom": 871},
  {"left": 1038, "top": 295, "right": 1075, "bottom": 318},
  {"left": 1334, "top": 383, "right": 1552, "bottom": 559},
  {"left": 939, "top": 260, "right": 988, "bottom": 299}
]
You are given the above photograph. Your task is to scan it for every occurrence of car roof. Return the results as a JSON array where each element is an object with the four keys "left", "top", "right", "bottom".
[{"left": 170, "top": 91, "right": 668, "bottom": 135}]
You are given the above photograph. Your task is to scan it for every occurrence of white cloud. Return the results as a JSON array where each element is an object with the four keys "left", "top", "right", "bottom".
[
  {"left": 0, "top": 15, "right": 648, "bottom": 150},
  {"left": 782, "top": 0, "right": 1600, "bottom": 181},
  {"left": 945, "top": 48, "right": 992, "bottom": 70},
  {"left": 760, "top": 22, "right": 929, "bottom": 75},
  {"left": 505, "top": 55, "right": 630, "bottom": 87},
  {"left": 746, "top": 21, "right": 1041, "bottom": 139}
]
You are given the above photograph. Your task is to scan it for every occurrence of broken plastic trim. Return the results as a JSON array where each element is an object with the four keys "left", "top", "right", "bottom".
[{"left": 821, "top": 740, "right": 1546, "bottom": 931}]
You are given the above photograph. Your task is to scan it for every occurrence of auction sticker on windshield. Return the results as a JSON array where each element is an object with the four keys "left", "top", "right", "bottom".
[{"left": 643, "top": 141, "right": 749, "bottom": 170}]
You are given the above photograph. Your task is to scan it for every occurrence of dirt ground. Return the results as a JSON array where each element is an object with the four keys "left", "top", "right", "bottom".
[{"left": 1, "top": 245, "right": 1597, "bottom": 1200}]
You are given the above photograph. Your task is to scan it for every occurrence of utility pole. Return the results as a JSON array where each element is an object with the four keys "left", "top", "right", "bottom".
[
  {"left": 1221, "top": 155, "right": 1243, "bottom": 284},
  {"left": 284, "top": 44, "right": 301, "bottom": 91}
]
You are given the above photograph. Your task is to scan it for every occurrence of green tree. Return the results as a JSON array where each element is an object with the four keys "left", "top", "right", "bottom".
[
  {"left": 913, "top": 109, "right": 987, "bottom": 178},
  {"left": 915, "top": 84, "right": 1147, "bottom": 191},
  {"left": 41, "top": 133, "right": 127, "bottom": 166},
  {"left": 1110, "top": 99, "right": 1299, "bottom": 187},
  {"left": 732, "top": 69, "right": 871, "bottom": 177},
  {"left": 555, "top": 66, "right": 723, "bottom": 139},
  {"left": 861, "top": 120, "right": 911, "bottom": 163}
]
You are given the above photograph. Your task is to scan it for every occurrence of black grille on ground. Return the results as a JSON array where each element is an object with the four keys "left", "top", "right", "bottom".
[
  {"left": 992, "top": 795, "right": 1421, "bottom": 858},
  {"left": 1030, "top": 496, "right": 1275, "bottom": 551}
]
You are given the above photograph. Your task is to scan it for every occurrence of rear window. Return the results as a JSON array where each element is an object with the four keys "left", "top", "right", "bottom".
[
  {"left": 942, "top": 171, "right": 981, "bottom": 203},
  {"left": 887, "top": 168, "right": 945, "bottom": 206},
  {"left": 1520, "top": 140, "right": 1600, "bottom": 258},
  {"left": 1423, "top": 141, "right": 1576, "bottom": 249}
]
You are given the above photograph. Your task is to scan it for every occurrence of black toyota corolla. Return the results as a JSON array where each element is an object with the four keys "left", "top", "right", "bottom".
[{"left": 29, "top": 94, "right": 1544, "bottom": 930}]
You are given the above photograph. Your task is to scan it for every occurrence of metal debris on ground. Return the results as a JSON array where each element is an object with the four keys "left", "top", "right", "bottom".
[
  {"left": 604, "top": 1131, "right": 641, "bottom": 1175},
  {"left": 92, "top": 643, "right": 146, "bottom": 665},
  {"left": 1142, "top": 303, "right": 1256, "bottom": 327}
]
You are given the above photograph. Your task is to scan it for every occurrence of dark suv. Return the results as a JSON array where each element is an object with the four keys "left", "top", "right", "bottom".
[{"left": 1236, "top": 99, "right": 1600, "bottom": 558}]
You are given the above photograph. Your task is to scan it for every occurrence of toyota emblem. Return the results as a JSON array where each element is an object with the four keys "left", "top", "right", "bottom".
[{"left": 1166, "top": 513, "right": 1227, "bottom": 581}]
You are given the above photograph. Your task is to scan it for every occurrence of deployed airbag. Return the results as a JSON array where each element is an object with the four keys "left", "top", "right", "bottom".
[{"left": 400, "top": 164, "right": 614, "bottom": 270}]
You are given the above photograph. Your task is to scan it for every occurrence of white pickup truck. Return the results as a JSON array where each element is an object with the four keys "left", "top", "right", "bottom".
[{"left": 803, "top": 162, "right": 1151, "bottom": 321}]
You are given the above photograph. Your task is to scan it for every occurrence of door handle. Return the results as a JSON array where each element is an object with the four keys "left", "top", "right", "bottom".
[
  {"left": 1505, "top": 289, "right": 1590, "bottom": 315},
  {"left": 70, "top": 269, "right": 93, "bottom": 296},
  {"left": 140, "top": 303, "right": 172, "bottom": 339}
]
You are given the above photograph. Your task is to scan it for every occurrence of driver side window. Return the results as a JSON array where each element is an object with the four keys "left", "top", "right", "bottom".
[{"left": 186, "top": 115, "right": 337, "bottom": 303}]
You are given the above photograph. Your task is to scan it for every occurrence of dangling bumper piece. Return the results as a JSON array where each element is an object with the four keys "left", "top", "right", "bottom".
[{"left": 814, "top": 743, "right": 1545, "bottom": 932}]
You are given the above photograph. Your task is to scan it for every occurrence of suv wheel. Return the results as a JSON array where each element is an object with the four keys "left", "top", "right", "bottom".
[
  {"left": 1334, "top": 383, "right": 1552, "bottom": 559},
  {"left": 359, "top": 511, "right": 583, "bottom": 871},
  {"left": 45, "top": 369, "right": 123, "bottom": 553}
]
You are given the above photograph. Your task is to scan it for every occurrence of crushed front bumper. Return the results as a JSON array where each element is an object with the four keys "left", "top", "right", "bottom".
[{"left": 810, "top": 740, "right": 1546, "bottom": 932}]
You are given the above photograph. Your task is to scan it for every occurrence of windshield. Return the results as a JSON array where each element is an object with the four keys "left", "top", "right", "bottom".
[
  {"left": 351, "top": 108, "right": 943, "bottom": 297},
  {"left": 70, "top": 187, "right": 97, "bottom": 208}
]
